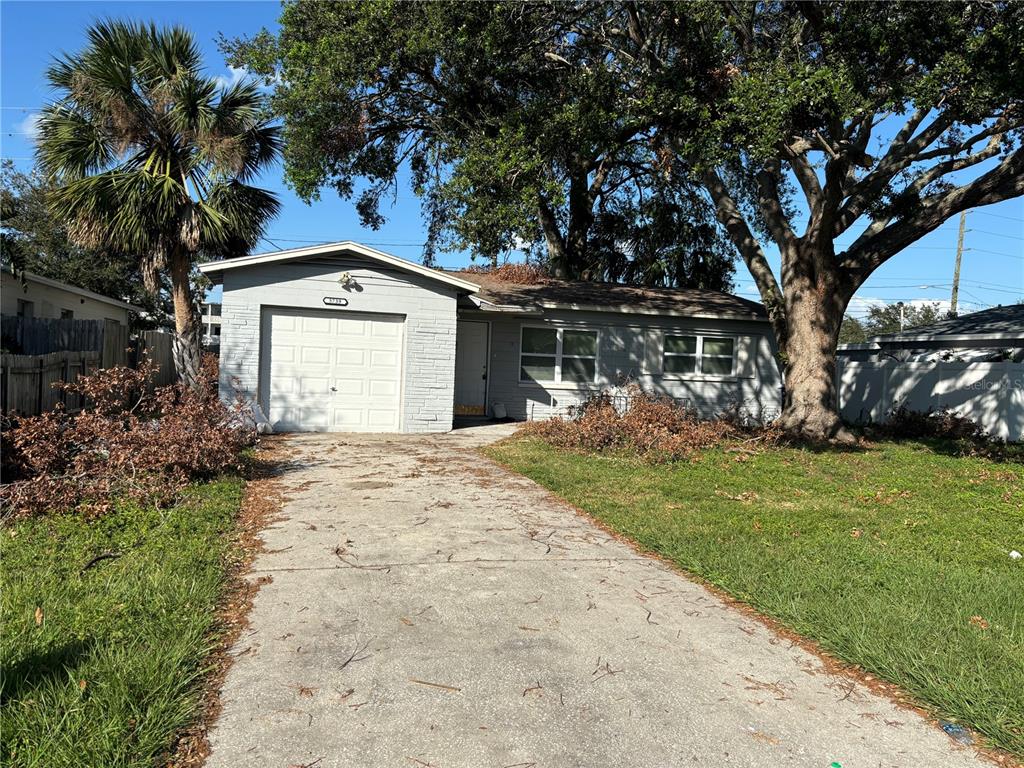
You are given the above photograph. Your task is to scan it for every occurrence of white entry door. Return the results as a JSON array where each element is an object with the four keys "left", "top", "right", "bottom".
[
  {"left": 263, "top": 308, "right": 404, "bottom": 432},
  {"left": 454, "top": 320, "right": 488, "bottom": 415}
]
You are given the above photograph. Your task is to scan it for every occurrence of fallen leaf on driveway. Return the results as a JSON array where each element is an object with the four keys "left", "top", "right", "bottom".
[{"left": 409, "top": 678, "right": 461, "bottom": 692}]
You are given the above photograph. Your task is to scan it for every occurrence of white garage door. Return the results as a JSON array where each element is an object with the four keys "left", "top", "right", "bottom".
[{"left": 263, "top": 308, "right": 404, "bottom": 432}]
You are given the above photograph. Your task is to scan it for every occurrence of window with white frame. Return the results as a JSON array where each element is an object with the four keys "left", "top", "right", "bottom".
[
  {"left": 663, "top": 334, "right": 735, "bottom": 376},
  {"left": 520, "top": 326, "right": 598, "bottom": 384}
]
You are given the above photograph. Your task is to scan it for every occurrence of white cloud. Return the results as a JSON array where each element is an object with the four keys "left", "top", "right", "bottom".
[
  {"left": 14, "top": 111, "right": 42, "bottom": 140},
  {"left": 213, "top": 65, "right": 248, "bottom": 90},
  {"left": 908, "top": 298, "right": 951, "bottom": 313},
  {"left": 212, "top": 65, "right": 279, "bottom": 92}
]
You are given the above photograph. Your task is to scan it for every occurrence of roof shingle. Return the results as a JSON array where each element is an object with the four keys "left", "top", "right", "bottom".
[{"left": 450, "top": 271, "right": 767, "bottom": 319}]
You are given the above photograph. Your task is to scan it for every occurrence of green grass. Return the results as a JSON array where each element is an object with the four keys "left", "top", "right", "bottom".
[
  {"left": 1, "top": 478, "right": 244, "bottom": 768},
  {"left": 486, "top": 437, "right": 1024, "bottom": 756}
]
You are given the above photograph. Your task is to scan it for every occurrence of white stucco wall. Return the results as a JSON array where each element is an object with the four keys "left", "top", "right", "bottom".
[
  {"left": 1, "top": 271, "right": 130, "bottom": 325},
  {"left": 460, "top": 309, "right": 783, "bottom": 423},
  {"left": 218, "top": 255, "right": 458, "bottom": 433}
]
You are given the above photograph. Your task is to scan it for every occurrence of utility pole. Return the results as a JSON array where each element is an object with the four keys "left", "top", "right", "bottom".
[{"left": 950, "top": 210, "right": 966, "bottom": 317}]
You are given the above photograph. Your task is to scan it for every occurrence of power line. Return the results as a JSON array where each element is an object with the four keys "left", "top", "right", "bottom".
[
  {"left": 968, "top": 228, "right": 1023, "bottom": 240},
  {"left": 967, "top": 247, "right": 1023, "bottom": 260},
  {"left": 974, "top": 209, "right": 1024, "bottom": 223}
]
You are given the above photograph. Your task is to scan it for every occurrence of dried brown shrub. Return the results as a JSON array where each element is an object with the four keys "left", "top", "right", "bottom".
[
  {"left": 521, "top": 384, "right": 779, "bottom": 462},
  {"left": 1, "top": 354, "right": 256, "bottom": 518},
  {"left": 864, "top": 402, "right": 1020, "bottom": 461},
  {"left": 464, "top": 261, "right": 550, "bottom": 284},
  {"left": 876, "top": 402, "right": 990, "bottom": 442}
]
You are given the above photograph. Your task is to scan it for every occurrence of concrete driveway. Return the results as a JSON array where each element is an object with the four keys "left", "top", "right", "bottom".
[{"left": 206, "top": 426, "right": 987, "bottom": 768}]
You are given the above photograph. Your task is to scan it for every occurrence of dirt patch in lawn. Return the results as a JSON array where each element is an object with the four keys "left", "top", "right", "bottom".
[{"left": 164, "top": 436, "right": 294, "bottom": 768}]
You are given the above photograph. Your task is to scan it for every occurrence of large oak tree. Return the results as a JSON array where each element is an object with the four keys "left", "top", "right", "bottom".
[{"left": 682, "top": 1, "right": 1023, "bottom": 440}]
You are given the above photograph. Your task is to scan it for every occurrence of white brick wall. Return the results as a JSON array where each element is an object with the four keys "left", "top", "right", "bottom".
[{"left": 218, "top": 255, "right": 457, "bottom": 433}]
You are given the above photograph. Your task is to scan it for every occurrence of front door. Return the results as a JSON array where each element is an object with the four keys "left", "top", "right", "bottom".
[{"left": 454, "top": 320, "right": 488, "bottom": 416}]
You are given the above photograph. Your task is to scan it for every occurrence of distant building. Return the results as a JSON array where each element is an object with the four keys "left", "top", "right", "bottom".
[
  {"left": 838, "top": 304, "right": 1024, "bottom": 363},
  {"left": 201, "top": 301, "right": 222, "bottom": 348},
  {"left": 1, "top": 265, "right": 142, "bottom": 326}
]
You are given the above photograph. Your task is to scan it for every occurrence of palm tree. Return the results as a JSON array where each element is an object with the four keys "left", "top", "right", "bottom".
[{"left": 36, "top": 20, "right": 281, "bottom": 388}]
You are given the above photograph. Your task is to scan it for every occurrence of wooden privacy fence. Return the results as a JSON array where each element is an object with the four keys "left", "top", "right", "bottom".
[
  {"left": 1, "top": 351, "right": 100, "bottom": 415},
  {"left": 135, "top": 330, "right": 176, "bottom": 387},
  {"left": 1, "top": 327, "right": 177, "bottom": 417},
  {"left": 1, "top": 316, "right": 130, "bottom": 368}
]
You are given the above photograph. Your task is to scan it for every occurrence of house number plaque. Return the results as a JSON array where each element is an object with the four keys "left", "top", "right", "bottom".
[{"left": 323, "top": 297, "right": 349, "bottom": 307}]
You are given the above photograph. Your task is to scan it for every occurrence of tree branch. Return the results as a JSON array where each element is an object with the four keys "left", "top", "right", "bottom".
[
  {"left": 702, "top": 168, "right": 788, "bottom": 350},
  {"left": 834, "top": 108, "right": 958, "bottom": 235},
  {"left": 780, "top": 139, "right": 822, "bottom": 211},
  {"left": 754, "top": 159, "right": 798, "bottom": 253},
  {"left": 840, "top": 147, "right": 1024, "bottom": 276}
]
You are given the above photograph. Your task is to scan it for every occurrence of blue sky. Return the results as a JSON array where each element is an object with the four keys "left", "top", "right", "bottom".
[{"left": 2, "top": 0, "right": 1022, "bottom": 313}]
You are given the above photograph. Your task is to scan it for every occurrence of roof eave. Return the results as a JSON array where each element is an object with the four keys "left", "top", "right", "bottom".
[
  {"left": 3, "top": 265, "right": 146, "bottom": 313},
  {"left": 198, "top": 241, "right": 481, "bottom": 293},
  {"left": 535, "top": 300, "right": 767, "bottom": 321},
  {"left": 870, "top": 332, "right": 1024, "bottom": 343}
]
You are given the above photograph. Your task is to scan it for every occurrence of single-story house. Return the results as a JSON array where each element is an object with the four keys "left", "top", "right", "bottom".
[
  {"left": 838, "top": 303, "right": 1024, "bottom": 363},
  {"left": 198, "top": 241, "right": 783, "bottom": 433},
  {"left": 1, "top": 265, "right": 140, "bottom": 325}
]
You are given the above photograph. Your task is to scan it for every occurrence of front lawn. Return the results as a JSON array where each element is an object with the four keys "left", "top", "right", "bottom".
[
  {"left": 486, "top": 437, "right": 1024, "bottom": 757},
  {"left": 1, "top": 479, "right": 244, "bottom": 768}
]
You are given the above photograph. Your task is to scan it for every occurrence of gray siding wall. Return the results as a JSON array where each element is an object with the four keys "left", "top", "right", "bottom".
[
  {"left": 219, "top": 257, "right": 457, "bottom": 433},
  {"left": 470, "top": 309, "right": 783, "bottom": 422}
]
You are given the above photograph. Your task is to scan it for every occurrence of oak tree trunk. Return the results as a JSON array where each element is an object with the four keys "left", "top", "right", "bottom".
[
  {"left": 565, "top": 168, "right": 592, "bottom": 276},
  {"left": 774, "top": 266, "right": 856, "bottom": 444},
  {"left": 169, "top": 250, "right": 202, "bottom": 390}
]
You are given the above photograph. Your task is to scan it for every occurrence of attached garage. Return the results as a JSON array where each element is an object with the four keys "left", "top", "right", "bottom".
[
  {"left": 262, "top": 308, "right": 404, "bottom": 432},
  {"left": 199, "top": 242, "right": 480, "bottom": 434}
]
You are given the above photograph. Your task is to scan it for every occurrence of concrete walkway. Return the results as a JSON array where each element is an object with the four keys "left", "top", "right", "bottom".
[{"left": 207, "top": 426, "right": 986, "bottom": 768}]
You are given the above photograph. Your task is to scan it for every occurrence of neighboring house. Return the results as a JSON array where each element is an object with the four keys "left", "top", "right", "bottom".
[
  {"left": 836, "top": 305, "right": 1024, "bottom": 441},
  {"left": 1, "top": 265, "right": 139, "bottom": 326},
  {"left": 201, "top": 301, "right": 222, "bottom": 348},
  {"left": 198, "top": 241, "right": 783, "bottom": 433},
  {"left": 838, "top": 303, "right": 1024, "bottom": 363}
]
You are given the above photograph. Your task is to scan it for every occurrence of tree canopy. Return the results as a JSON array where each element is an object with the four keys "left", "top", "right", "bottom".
[
  {"left": 223, "top": 2, "right": 736, "bottom": 289},
  {"left": 686, "top": 0, "right": 1023, "bottom": 438},
  {"left": 1, "top": 162, "right": 162, "bottom": 320},
  {"left": 838, "top": 302, "right": 948, "bottom": 345}
]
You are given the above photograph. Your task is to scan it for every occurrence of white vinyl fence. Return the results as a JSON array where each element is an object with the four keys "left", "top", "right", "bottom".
[{"left": 837, "top": 360, "right": 1024, "bottom": 441}]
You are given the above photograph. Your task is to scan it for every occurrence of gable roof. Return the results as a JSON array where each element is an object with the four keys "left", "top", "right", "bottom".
[
  {"left": 450, "top": 271, "right": 768, "bottom": 320},
  {"left": 198, "top": 241, "right": 480, "bottom": 292},
  {"left": 2, "top": 264, "right": 145, "bottom": 313},
  {"left": 869, "top": 304, "right": 1024, "bottom": 343}
]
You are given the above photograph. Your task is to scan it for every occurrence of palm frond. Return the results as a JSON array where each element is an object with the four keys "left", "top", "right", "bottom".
[
  {"left": 36, "top": 105, "right": 116, "bottom": 180},
  {"left": 201, "top": 180, "right": 281, "bottom": 257},
  {"left": 39, "top": 20, "right": 281, "bottom": 271}
]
